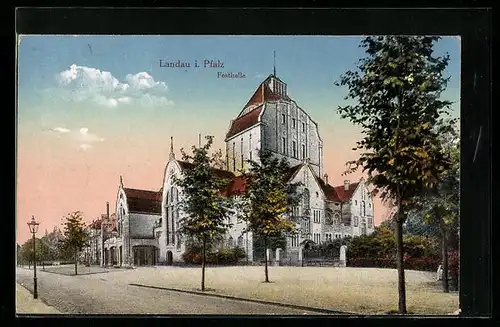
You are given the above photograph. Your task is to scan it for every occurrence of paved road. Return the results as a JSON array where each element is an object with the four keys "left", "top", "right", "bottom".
[{"left": 16, "top": 268, "right": 322, "bottom": 315}]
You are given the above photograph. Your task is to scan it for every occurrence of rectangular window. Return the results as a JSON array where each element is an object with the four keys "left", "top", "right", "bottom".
[
  {"left": 282, "top": 137, "right": 286, "bottom": 154},
  {"left": 292, "top": 118, "right": 296, "bottom": 128},
  {"left": 282, "top": 113, "right": 286, "bottom": 124},
  {"left": 292, "top": 141, "right": 297, "bottom": 158},
  {"left": 241, "top": 138, "right": 244, "bottom": 169},
  {"left": 302, "top": 144, "right": 306, "bottom": 159},
  {"left": 302, "top": 122, "right": 305, "bottom": 132},
  {"left": 232, "top": 142, "right": 236, "bottom": 171}
]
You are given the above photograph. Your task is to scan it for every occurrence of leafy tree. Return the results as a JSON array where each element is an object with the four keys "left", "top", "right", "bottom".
[
  {"left": 19, "top": 237, "right": 46, "bottom": 266},
  {"left": 240, "top": 150, "right": 301, "bottom": 282},
  {"left": 211, "top": 148, "right": 227, "bottom": 170},
  {"left": 61, "top": 211, "right": 90, "bottom": 275},
  {"left": 173, "top": 135, "right": 234, "bottom": 291},
  {"left": 410, "top": 126, "right": 460, "bottom": 292},
  {"left": 404, "top": 212, "right": 440, "bottom": 237},
  {"left": 336, "top": 36, "right": 455, "bottom": 313}
]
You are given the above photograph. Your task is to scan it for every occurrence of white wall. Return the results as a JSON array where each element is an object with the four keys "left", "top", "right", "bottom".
[{"left": 225, "top": 125, "right": 262, "bottom": 174}]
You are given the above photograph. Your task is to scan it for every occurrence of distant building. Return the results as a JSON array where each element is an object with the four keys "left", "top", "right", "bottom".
[{"left": 94, "top": 74, "right": 376, "bottom": 266}]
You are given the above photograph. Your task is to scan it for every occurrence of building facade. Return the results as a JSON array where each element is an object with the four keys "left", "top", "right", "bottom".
[{"left": 92, "top": 74, "right": 375, "bottom": 266}]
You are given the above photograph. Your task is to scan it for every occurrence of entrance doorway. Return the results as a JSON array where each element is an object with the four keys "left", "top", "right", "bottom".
[
  {"left": 167, "top": 251, "right": 173, "bottom": 265},
  {"left": 133, "top": 246, "right": 159, "bottom": 266},
  {"left": 361, "top": 223, "right": 367, "bottom": 236}
]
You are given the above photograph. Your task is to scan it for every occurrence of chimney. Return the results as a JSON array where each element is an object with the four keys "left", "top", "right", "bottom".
[
  {"left": 323, "top": 173, "right": 329, "bottom": 185},
  {"left": 344, "top": 180, "right": 350, "bottom": 191}
]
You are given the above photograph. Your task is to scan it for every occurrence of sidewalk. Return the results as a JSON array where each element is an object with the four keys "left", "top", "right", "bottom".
[{"left": 16, "top": 283, "right": 62, "bottom": 314}]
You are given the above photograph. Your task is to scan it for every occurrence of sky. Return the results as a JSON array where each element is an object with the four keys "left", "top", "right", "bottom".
[{"left": 16, "top": 35, "right": 460, "bottom": 244}]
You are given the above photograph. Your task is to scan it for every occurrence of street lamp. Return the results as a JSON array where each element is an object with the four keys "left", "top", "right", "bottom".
[{"left": 27, "top": 215, "right": 39, "bottom": 299}]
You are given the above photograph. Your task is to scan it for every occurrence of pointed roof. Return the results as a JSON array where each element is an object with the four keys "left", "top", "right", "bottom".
[
  {"left": 123, "top": 187, "right": 162, "bottom": 215},
  {"left": 226, "top": 105, "right": 263, "bottom": 140},
  {"left": 333, "top": 182, "right": 360, "bottom": 202},
  {"left": 242, "top": 74, "right": 291, "bottom": 110},
  {"left": 226, "top": 74, "right": 292, "bottom": 140}
]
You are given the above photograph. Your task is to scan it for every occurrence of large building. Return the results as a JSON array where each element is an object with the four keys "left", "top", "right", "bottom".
[{"left": 98, "top": 74, "right": 376, "bottom": 267}]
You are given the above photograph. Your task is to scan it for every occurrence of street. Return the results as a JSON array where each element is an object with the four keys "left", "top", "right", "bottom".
[{"left": 16, "top": 267, "right": 323, "bottom": 315}]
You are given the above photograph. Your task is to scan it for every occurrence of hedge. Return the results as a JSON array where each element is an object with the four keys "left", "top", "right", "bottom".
[
  {"left": 182, "top": 246, "right": 246, "bottom": 265},
  {"left": 347, "top": 256, "right": 440, "bottom": 272}
]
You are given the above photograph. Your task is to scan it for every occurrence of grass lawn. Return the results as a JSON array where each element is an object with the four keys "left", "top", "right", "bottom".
[{"left": 108, "top": 265, "right": 459, "bottom": 315}]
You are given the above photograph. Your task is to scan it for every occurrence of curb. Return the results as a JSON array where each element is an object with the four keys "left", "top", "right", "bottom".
[{"left": 129, "top": 283, "right": 354, "bottom": 315}]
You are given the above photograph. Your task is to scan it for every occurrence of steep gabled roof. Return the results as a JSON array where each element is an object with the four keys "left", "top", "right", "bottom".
[
  {"left": 225, "top": 105, "right": 263, "bottom": 140},
  {"left": 242, "top": 76, "right": 291, "bottom": 109},
  {"left": 226, "top": 74, "right": 293, "bottom": 140},
  {"left": 315, "top": 177, "right": 342, "bottom": 202},
  {"left": 123, "top": 187, "right": 162, "bottom": 215},
  {"left": 333, "top": 182, "right": 360, "bottom": 202}
]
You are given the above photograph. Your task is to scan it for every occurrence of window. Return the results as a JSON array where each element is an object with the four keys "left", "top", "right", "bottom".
[
  {"left": 369, "top": 203, "right": 371, "bottom": 208},
  {"left": 292, "top": 118, "right": 296, "bottom": 128},
  {"left": 303, "top": 188, "right": 310, "bottom": 209},
  {"left": 238, "top": 235, "right": 244, "bottom": 247},
  {"left": 368, "top": 218, "right": 373, "bottom": 228},
  {"left": 325, "top": 209, "right": 333, "bottom": 225},
  {"left": 282, "top": 137, "right": 286, "bottom": 154},
  {"left": 282, "top": 113, "right": 286, "bottom": 124},
  {"left": 241, "top": 138, "right": 244, "bottom": 169},
  {"left": 334, "top": 213, "right": 341, "bottom": 225},
  {"left": 301, "top": 144, "right": 306, "bottom": 159},
  {"left": 232, "top": 142, "right": 236, "bottom": 171},
  {"left": 355, "top": 200, "right": 357, "bottom": 205},
  {"left": 292, "top": 141, "right": 297, "bottom": 158},
  {"left": 313, "top": 210, "right": 319, "bottom": 223},
  {"left": 316, "top": 191, "right": 319, "bottom": 198},
  {"left": 362, "top": 201, "right": 366, "bottom": 216},
  {"left": 354, "top": 216, "right": 359, "bottom": 227},
  {"left": 302, "top": 122, "right": 305, "bottom": 132}
]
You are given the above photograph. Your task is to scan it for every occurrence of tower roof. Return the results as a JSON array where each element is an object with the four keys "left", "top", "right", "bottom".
[{"left": 226, "top": 75, "right": 291, "bottom": 140}]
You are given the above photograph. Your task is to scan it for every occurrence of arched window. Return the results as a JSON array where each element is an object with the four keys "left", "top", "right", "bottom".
[
  {"left": 237, "top": 235, "right": 244, "bottom": 247},
  {"left": 325, "top": 209, "right": 333, "bottom": 225},
  {"left": 228, "top": 236, "right": 234, "bottom": 248},
  {"left": 303, "top": 188, "right": 310, "bottom": 209},
  {"left": 334, "top": 213, "right": 341, "bottom": 225}
]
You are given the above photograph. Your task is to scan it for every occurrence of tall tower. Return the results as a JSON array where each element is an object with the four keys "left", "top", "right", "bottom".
[{"left": 225, "top": 74, "right": 323, "bottom": 176}]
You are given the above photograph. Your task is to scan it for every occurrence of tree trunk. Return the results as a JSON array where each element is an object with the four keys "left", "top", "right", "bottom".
[
  {"left": 201, "top": 235, "right": 206, "bottom": 291},
  {"left": 395, "top": 208, "right": 407, "bottom": 314},
  {"left": 264, "top": 236, "right": 269, "bottom": 282},
  {"left": 441, "top": 222, "right": 449, "bottom": 293},
  {"left": 75, "top": 249, "right": 78, "bottom": 276}
]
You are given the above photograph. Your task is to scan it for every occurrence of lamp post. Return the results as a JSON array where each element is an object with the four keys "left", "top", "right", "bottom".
[{"left": 27, "top": 215, "right": 40, "bottom": 299}]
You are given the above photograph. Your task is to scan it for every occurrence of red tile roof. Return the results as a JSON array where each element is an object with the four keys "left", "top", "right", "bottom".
[
  {"left": 226, "top": 105, "right": 263, "bottom": 139},
  {"left": 226, "top": 75, "right": 292, "bottom": 140},
  {"left": 222, "top": 175, "right": 247, "bottom": 196},
  {"left": 88, "top": 219, "right": 102, "bottom": 229},
  {"left": 123, "top": 187, "right": 162, "bottom": 214},
  {"left": 333, "top": 182, "right": 360, "bottom": 202},
  {"left": 242, "top": 75, "right": 291, "bottom": 109}
]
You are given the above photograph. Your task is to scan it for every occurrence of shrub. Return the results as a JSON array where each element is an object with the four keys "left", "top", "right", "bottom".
[
  {"left": 347, "top": 256, "right": 439, "bottom": 271},
  {"left": 182, "top": 246, "right": 246, "bottom": 265}
]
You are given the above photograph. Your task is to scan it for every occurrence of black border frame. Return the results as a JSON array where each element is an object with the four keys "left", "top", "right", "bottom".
[{"left": 8, "top": 7, "right": 493, "bottom": 326}]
